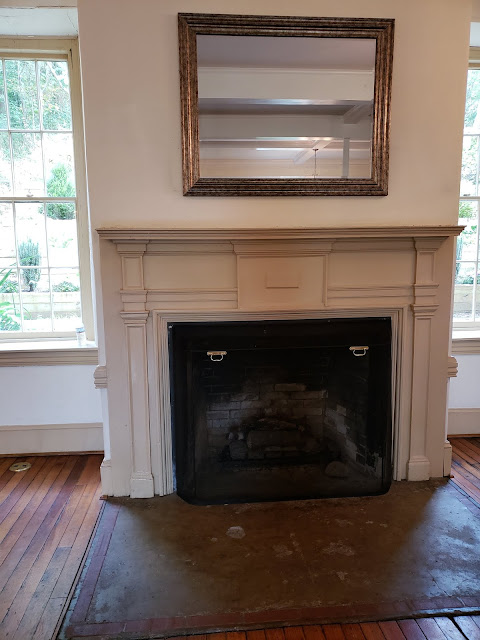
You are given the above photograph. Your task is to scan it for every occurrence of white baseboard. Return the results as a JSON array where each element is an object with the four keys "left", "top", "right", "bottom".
[
  {"left": 448, "top": 408, "right": 480, "bottom": 435},
  {"left": 0, "top": 422, "right": 104, "bottom": 455}
]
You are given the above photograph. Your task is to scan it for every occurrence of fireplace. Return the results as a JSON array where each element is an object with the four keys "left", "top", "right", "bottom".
[
  {"left": 170, "top": 317, "right": 392, "bottom": 503},
  {"left": 95, "top": 227, "right": 461, "bottom": 498}
]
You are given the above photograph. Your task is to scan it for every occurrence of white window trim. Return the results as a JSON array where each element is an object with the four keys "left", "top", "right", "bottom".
[{"left": 0, "top": 37, "right": 95, "bottom": 352}]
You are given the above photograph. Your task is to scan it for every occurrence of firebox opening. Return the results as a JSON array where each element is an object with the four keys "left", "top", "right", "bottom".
[{"left": 169, "top": 317, "right": 392, "bottom": 504}]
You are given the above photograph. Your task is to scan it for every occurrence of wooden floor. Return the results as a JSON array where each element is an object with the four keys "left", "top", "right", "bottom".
[
  {"left": 0, "top": 454, "right": 103, "bottom": 640},
  {"left": 0, "top": 441, "right": 479, "bottom": 640}
]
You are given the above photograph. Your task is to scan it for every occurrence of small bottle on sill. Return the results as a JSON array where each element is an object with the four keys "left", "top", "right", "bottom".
[{"left": 76, "top": 325, "right": 87, "bottom": 347}]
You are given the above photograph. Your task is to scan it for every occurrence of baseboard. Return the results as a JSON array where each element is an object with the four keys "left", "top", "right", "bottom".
[
  {"left": 448, "top": 409, "right": 480, "bottom": 436},
  {"left": 0, "top": 422, "right": 104, "bottom": 455}
]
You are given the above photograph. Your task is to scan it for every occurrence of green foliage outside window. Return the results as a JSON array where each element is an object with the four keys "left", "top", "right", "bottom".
[
  {"left": 45, "top": 164, "right": 75, "bottom": 219},
  {"left": 18, "top": 239, "right": 41, "bottom": 291}
]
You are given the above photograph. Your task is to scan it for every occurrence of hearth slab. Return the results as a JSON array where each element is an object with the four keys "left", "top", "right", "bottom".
[{"left": 60, "top": 480, "right": 480, "bottom": 639}]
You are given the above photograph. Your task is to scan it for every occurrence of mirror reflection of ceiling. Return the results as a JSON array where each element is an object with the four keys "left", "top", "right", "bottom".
[{"left": 197, "top": 35, "right": 376, "bottom": 179}]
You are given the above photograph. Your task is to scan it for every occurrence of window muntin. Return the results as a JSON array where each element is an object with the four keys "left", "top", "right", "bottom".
[{"left": 0, "top": 51, "right": 85, "bottom": 337}]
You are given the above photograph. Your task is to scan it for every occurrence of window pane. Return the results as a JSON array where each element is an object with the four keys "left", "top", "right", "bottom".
[
  {"left": 46, "top": 208, "right": 78, "bottom": 267},
  {"left": 465, "top": 69, "right": 480, "bottom": 133},
  {"left": 43, "top": 133, "right": 75, "bottom": 195},
  {"left": 0, "top": 269, "right": 20, "bottom": 332},
  {"left": 454, "top": 263, "right": 475, "bottom": 320},
  {"left": 460, "top": 136, "right": 479, "bottom": 196},
  {"left": 12, "top": 132, "right": 43, "bottom": 195},
  {"left": 5, "top": 60, "right": 39, "bottom": 130},
  {"left": 20, "top": 267, "right": 52, "bottom": 332},
  {"left": 0, "top": 62, "right": 7, "bottom": 129},
  {"left": 15, "top": 202, "right": 48, "bottom": 266},
  {"left": 51, "top": 268, "right": 81, "bottom": 331},
  {"left": 39, "top": 60, "right": 72, "bottom": 131},
  {"left": 0, "top": 132, "right": 12, "bottom": 194},
  {"left": 0, "top": 203, "right": 16, "bottom": 257}
]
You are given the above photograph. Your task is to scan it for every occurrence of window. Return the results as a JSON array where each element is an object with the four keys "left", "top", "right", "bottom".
[
  {"left": 0, "top": 39, "right": 92, "bottom": 340},
  {"left": 455, "top": 48, "right": 480, "bottom": 326}
]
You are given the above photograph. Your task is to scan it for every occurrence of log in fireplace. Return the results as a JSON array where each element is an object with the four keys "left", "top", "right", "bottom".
[{"left": 170, "top": 317, "right": 392, "bottom": 503}]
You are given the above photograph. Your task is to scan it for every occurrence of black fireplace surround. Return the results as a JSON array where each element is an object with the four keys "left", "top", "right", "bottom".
[{"left": 169, "top": 317, "right": 392, "bottom": 504}]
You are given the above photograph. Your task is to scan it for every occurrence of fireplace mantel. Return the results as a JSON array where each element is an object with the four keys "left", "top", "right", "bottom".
[
  {"left": 97, "top": 226, "right": 463, "bottom": 242},
  {"left": 96, "top": 225, "right": 460, "bottom": 498}
]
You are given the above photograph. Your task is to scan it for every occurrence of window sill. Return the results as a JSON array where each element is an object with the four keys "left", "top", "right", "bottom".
[
  {"left": 452, "top": 331, "right": 480, "bottom": 354},
  {"left": 0, "top": 340, "right": 98, "bottom": 366}
]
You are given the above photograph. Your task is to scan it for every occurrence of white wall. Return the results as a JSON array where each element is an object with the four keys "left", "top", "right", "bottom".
[
  {"left": 78, "top": 0, "right": 470, "bottom": 230},
  {"left": 0, "top": 365, "right": 103, "bottom": 454},
  {"left": 448, "top": 355, "right": 480, "bottom": 435}
]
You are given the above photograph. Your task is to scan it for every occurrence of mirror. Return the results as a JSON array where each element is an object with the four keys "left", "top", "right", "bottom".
[{"left": 178, "top": 13, "right": 394, "bottom": 196}]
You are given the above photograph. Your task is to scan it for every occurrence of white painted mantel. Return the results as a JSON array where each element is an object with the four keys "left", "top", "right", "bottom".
[{"left": 96, "top": 226, "right": 461, "bottom": 498}]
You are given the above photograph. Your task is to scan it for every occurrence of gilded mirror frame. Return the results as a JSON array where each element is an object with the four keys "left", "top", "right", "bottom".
[{"left": 178, "top": 13, "right": 394, "bottom": 196}]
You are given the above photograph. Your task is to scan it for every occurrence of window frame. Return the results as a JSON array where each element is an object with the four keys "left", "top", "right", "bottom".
[
  {"left": 454, "top": 46, "right": 480, "bottom": 333},
  {"left": 0, "top": 37, "right": 94, "bottom": 343}
]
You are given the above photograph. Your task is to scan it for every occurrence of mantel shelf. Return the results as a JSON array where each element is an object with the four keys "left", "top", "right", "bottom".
[{"left": 96, "top": 226, "right": 463, "bottom": 242}]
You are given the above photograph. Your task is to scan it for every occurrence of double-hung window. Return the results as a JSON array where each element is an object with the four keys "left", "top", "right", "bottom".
[
  {"left": 0, "top": 39, "right": 92, "bottom": 340},
  {"left": 455, "top": 47, "right": 480, "bottom": 327}
]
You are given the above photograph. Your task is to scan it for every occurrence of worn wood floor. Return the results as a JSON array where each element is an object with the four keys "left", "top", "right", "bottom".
[
  {"left": 0, "top": 440, "right": 479, "bottom": 640},
  {"left": 0, "top": 454, "right": 103, "bottom": 640}
]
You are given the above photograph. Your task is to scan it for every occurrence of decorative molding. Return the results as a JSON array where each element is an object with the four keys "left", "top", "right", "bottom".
[
  {"left": 407, "top": 456, "right": 431, "bottom": 481},
  {"left": 0, "top": 347, "right": 98, "bottom": 367},
  {"left": 145, "top": 241, "right": 234, "bottom": 255},
  {"left": 100, "top": 458, "right": 113, "bottom": 497},
  {"left": 122, "top": 311, "right": 154, "bottom": 498},
  {"left": 232, "top": 239, "right": 334, "bottom": 257},
  {"left": 94, "top": 365, "right": 108, "bottom": 389},
  {"left": 332, "top": 238, "right": 415, "bottom": 252},
  {"left": 0, "top": 422, "right": 104, "bottom": 455},
  {"left": 115, "top": 243, "right": 147, "bottom": 294},
  {"left": 328, "top": 285, "right": 412, "bottom": 299},
  {"left": 97, "top": 226, "right": 463, "bottom": 242},
  {"left": 410, "top": 304, "right": 439, "bottom": 318},
  {"left": 120, "top": 312, "right": 149, "bottom": 324},
  {"left": 451, "top": 338, "right": 480, "bottom": 355},
  {"left": 448, "top": 408, "right": 480, "bottom": 436},
  {"left": 447, "top": 356, "right": 458, "bottom": 378},
  {"left": 0, "top": 422, "right": 102, "bottom": 432},
  {"left": 408, "top": 251, "right": 436, "bottom": 485},
  {"left": 443, "top": 441, "right": 452, "bottom": 477}
]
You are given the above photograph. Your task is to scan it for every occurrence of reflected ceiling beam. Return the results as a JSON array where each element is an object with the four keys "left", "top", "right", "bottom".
[
  {"left": 198, "top": 67, "right": 375, "bottom": 103},
  {"left": 199, "top": 114, "right": 372, "bottom": 141},
  {"left": 344, "top": 102, "right": 373, "bottom": 124},
  {"left": 293, "top": 140, "right": 331, "bottom": 164}
]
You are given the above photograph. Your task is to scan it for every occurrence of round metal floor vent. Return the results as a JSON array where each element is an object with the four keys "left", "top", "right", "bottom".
[{"left": 9, "top": 462, "right": 31, "bottom": 473}]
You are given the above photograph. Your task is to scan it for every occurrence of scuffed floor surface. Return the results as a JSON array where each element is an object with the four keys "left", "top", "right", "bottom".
[{"left": 60, "top": 480, "right": 480, "bottom": 639}]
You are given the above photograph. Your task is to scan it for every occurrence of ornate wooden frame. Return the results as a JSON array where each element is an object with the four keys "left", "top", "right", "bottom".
[{"left": 178, "top": 13, "right": 395, "bottom": 197}]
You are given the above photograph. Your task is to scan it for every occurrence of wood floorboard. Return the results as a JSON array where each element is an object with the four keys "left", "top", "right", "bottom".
[
  {"left": 397, "top": 619, "right": 426, "bottom": 640},
  {"left": 303, "top": 625, "right": 328, "bottom": 640},
  {"left": 378, "top": 621, "right": 405, "bottom": 640},
  {"left": 450, "top": 440, "right": 480, "bottom": 466},
  {"left": 322, "top": 624, "right": 347, "bottom": 640},
  {"left": 453, "top": 616, "right": 480, "bottom": 639},
  {"left": 360, "top": 622, "right": 387, "bottom": 639},
  {"left": 2, "top": 441, "right": 480, "bottom": 640},
  {"left": 452, "top": 453, "right": 480, "bottom": 483},
  {"left": 0, "top": 454, "right": 102, "bottom": 640},
  {"left": 341, "top": 624, "right": 366, "bottom": 640}
]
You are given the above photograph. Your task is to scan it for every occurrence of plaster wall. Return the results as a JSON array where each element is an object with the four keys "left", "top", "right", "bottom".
[
  {"left": 0, "top": 365, "right": 103, "bottom": 453},
  {"left": 78, "top": 0, "right": 469, "bottom": 230}
]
